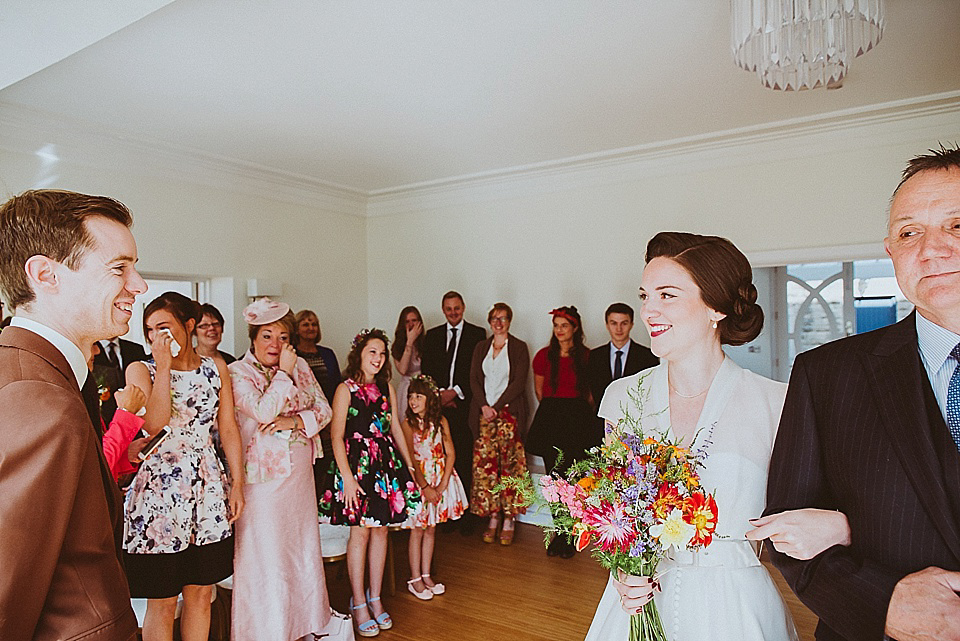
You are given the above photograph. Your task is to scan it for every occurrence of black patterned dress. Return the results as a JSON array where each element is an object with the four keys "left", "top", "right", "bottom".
[{"left": 318, "top": 379, "right": 420, "bottom": 526}]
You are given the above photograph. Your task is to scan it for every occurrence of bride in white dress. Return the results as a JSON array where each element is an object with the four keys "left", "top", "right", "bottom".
[{"left": 584, "top": 232, "right": 849, "bottom": 641}]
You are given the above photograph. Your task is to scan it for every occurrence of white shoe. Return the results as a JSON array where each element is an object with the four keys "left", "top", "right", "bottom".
[
  {"left": 421, "top": 573, "right": 445, "bottom": 595},
  {"left": 406, "top": 577, "right": 434, "bottom": 600}
]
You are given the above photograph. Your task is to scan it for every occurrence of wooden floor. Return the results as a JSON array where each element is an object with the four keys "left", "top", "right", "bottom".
[{"left": 322, "top": 523, "right": 818, "bottom": 641}]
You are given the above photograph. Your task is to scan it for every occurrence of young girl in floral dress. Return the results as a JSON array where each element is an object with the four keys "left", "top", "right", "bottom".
[
  {"left": 319, "top": 328, "right": 420, "bottom": 638},
  {"left": 400, "top": 375, "right": 468, "bottom": 600}
]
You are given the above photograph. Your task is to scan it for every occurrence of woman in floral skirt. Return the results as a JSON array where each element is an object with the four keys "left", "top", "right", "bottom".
[{"left": 467, "top": 302, "right": 530, "bottom": 545}]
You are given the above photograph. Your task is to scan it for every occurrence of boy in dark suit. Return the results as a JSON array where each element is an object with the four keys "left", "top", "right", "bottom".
[{"left": 586, "top": 303, "right": 658, "bottom": 445}]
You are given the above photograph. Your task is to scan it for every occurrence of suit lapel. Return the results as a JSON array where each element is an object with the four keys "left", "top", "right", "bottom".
[
  {"left": 625, "top": 340, "right": 642, "bottom": 375},
  {"left": 600, "top": 343, "right": 614, "bottom": 386},
  {"left": 864, "top": 316, "right": 960, "bottom": 561},
  {"left": 3, "top": 327, "right": 125, "bottom": 534}
]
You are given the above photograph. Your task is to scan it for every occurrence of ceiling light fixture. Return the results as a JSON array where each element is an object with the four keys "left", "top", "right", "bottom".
[{"left": 731, "top": 0, "right": 885, "bottom": 91}]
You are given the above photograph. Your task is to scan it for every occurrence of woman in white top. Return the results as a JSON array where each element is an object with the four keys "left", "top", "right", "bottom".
[
  {"left": 467, "top": 303, "right": 531, "bottom": 545},
  {"left": 585, "top": 232, "right": 849, "bottom": 641}
]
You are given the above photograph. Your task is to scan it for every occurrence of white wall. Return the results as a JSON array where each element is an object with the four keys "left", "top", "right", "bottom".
[
  {"left": 0, "top": 147, "right": 369, "bottom": 359},
  {"left": 365, "top": 107, "right": 960, "bottom": 356},
  {"left": 1, "top": 98, "right": 957, "bottom": 368}
]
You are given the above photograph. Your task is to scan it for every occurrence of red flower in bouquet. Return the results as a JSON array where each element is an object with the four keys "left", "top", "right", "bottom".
[
  {"left": 651, "top": 483, "right": 684, "bottom": 520},
  {"left": 684, "top": 491, "right": 718, "bottom": 546},
  {"left": 582, "top": 501, "right": 636, "bottom": 554},
  {"left": 509, "top": 374, "right": 722, "bottom": 641}
]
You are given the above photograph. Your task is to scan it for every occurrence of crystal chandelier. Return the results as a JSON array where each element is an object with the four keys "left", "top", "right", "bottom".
[{"left": 731, "top": 0, "right": 885, "bottom": 91}]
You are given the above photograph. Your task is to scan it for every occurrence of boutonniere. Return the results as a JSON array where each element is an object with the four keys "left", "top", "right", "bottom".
[{"left": 94, "top": 371, "right": 111, "bottom": 405}]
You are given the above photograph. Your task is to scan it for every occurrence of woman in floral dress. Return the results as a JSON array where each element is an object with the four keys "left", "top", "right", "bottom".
[
  {"left": 124, "top": 292, "right": 245, "bottom": 641},
  {"left": 319, "top": 328, "right": 420, "bottom": 637}
]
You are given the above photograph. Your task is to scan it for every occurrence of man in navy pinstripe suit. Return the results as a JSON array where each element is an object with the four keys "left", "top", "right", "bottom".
[{"left": 764, "top": 146, "right": 960, "bottom": 641}]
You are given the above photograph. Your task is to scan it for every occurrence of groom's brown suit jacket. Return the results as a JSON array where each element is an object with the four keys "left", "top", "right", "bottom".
[{"left": 0, "top": 326, "right": 136, "bottom": 641}]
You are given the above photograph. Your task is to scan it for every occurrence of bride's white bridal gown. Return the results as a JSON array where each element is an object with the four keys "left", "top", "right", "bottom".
[{"left": 584, "top": 358, "right": 798, "bottom": 641}]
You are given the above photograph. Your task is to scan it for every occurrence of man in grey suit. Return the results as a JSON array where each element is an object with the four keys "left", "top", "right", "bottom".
[{"left": 762, "top": 146, "right": 960, "bottom": 641}]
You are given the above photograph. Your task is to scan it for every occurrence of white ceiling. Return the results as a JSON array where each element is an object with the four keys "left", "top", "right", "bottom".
[{"left": 2, "top": 0, "right": 959, "bottom": 193}]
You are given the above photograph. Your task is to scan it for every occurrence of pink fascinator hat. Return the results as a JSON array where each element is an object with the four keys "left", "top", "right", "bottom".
[{"left": 242, "top": 298, "right": 290, "bottom": 325}]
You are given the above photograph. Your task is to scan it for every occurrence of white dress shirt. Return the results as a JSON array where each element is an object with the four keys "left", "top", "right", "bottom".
[
  {"left": 99, "top": 338, "right": 121, "bottom": 364},
  {"left": 446, "top": 320, "right": 465, "bottom": 399},
  {"left": 916, "top": 312, "right": 960, "bottom": 421},
  {"left": 609, "top": 340, "right": 631, "bottom": 378},
  {"left": 11, "top": 316, "right": 88, "bottom": 387}
]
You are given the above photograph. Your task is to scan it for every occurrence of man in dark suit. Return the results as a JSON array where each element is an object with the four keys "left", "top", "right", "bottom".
[
  {"left": 421, "top": 291, "right": 486, "bottom": 533},
  {"left": 586, "top": 302, "right": 658, "bottom": 445},
  {"left": 0, "top": 190, "right": 145, "bottom": 641},
  {"left": 92, "top": 335, "right": 148, "bottom": 424},
  {"left": 762, "top": 146, "right": 960, "bottom": 641}
]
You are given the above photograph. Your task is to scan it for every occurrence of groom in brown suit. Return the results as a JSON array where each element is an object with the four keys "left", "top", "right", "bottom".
[
  {"left": 0, "top": 190, "right": 146, "bottom": 640},
  {"left": 766, "top": 146, "right": 960, "bottom": 641}
]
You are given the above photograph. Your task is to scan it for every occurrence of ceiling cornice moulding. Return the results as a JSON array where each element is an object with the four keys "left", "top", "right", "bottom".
[
  {"left": 1, "top": 92, "right": 958, "bottom": 219},
  {"left": 0, "top": 101, "right": 368, "bottom": 217},
  {"left": 367, "top": 91, "right": 960, "bottom": 217}
]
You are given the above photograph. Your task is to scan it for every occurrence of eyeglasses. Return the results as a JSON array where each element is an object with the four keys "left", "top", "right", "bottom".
[
  {"left": 197, "top": 322, "right": 222, "bottom": 331},
  {"left": 490, "top": 316, "right": 509, "bottom": 324}
]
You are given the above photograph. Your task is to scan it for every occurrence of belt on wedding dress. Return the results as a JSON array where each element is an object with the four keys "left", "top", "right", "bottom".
[{"left": 663, "top": 539, "right": 762, "bottom": 569}]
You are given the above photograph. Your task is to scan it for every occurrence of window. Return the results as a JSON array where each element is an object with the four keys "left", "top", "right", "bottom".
[{"left": 772, "top": 259, "right": 909, "bottom": 381}]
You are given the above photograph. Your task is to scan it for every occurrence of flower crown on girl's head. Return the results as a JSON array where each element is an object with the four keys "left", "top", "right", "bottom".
[
  {"left": 411, "top": 374, "right": 439, "bottom": 396},
  {"left": 352, "top": 327, "right": 389, "bottom": 350}
]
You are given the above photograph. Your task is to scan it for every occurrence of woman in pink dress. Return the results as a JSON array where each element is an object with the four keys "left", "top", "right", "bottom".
[{"left": 228, "top": 298, "right": 352, "bottom": 641}]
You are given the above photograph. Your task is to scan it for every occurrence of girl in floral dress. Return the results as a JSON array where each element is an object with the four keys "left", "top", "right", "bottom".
[
  {"left": 400, "top": 375, "right": 467, "bottom": 600},
  {"left": 319, "top": 328, "right": 420, "bottom": 638},
  {"left": 124, "top": 292, "right": 245, "bottom": 641}
]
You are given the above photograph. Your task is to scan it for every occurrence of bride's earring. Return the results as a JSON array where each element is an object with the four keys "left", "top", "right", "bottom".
[{"left": 711, "top": 320, "right": 718, "bottom": 329}]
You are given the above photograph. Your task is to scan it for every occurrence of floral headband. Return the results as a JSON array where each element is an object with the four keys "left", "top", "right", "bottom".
[
  {"left": 243, "top": 297, "right": 290, "bottom": 326},
  {"left": 352, "top": 327, "right": 389, "bottom": 349},
  {"left": 549, "top": 307, "right": 579, "bottom": 328},
  {"left": 411, "top": 374, "right": 439, "bottom": 395}
]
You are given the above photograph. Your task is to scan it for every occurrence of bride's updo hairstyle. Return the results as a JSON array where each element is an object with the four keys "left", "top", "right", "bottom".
[{"left": 644, "top": 231, "right": 763, "bottom": 346}]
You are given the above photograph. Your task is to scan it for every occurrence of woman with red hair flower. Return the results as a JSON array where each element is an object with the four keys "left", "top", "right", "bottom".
[{"left": 526, "top": 305, "right": 594, "bottom": 558}]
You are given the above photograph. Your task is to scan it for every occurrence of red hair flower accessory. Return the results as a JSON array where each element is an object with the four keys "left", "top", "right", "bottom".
[{"left": 549, "top": 307, "right": 579, "bottom": 327}]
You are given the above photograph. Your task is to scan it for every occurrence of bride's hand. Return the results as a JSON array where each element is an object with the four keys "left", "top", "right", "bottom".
[
  {"left": 746, "top": 508, "right": 851, "bottom": 560},
  {"left": 613, "top": 569, "right": 655, "bottom": 615}
]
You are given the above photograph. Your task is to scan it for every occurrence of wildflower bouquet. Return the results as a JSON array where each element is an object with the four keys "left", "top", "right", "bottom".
[{"left": 538, "top": 377, "right": 719, "bottom": 641}]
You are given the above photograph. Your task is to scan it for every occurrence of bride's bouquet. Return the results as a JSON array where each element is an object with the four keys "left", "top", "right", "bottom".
[{"left": 537, "top": 377, "right": 719, "bottom": 641}]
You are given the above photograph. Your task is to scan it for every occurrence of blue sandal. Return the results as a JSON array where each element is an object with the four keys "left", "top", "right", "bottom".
[
  {"left": 366, "top": 589, "right": 393, "bottom": 630},
  {"left": 349, "top": 597, "right": 380, "bottom": 637}
]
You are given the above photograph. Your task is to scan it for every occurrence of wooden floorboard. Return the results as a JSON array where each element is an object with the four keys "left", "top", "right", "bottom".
[{"left": 322, "top": 522, "right": 818, "bottom": 641}]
